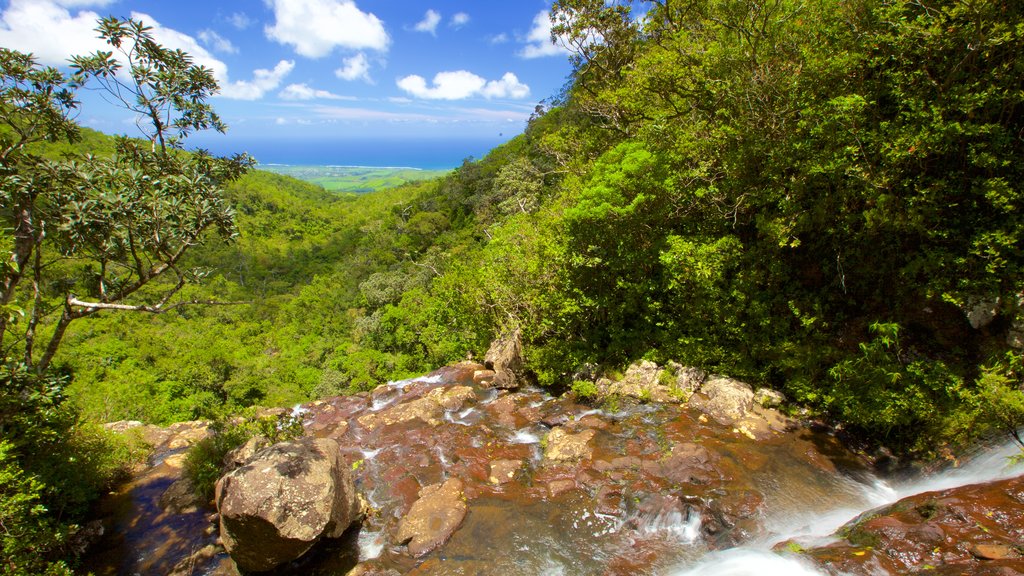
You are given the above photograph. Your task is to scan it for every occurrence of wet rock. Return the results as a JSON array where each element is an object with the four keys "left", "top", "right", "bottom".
[
  {"left": 216, "top": 437, "right": 362, "bottom": 572},
  {"left": 359, "top": 386, "right": 474, "bottom": 430},
  {"left": 544, "top": 428, "right": 596, "bottom": 462},
  {"left": 541, "top": 413, "right": 569, "bottom": 428},
  {"left": 972, "top": 544, "right": 1020, "bottom": 560},
  {"left": 348, "top": 564, "right": 402, "bottom": 576},
  {"left": 395, "top": 478, "right": 467, "bottom": 557},
  {"left": 799, "top": 475, "right": 1024, "bottom": 575},
  {"left": 547, "top": 479, "right": 577, "bottom": 498},
  {"left": 689, "top": 377, "right": 755, "bottom": 425},
  {"left": 647, "top": 442, "right": 718, "bottom": 486},
  {"left": 489, "top": 459, "right": 522, "bottom": 485}
]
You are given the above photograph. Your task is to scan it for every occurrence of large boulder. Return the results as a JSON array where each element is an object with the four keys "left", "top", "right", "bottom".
[
  {"left": 395, "top": 478, "right": 467, "bottom": 557},
  {"left": 484, "top": 329, "right": 527, "bottom": 389},
  {"left": 215, "top": 437, "right": 362, "bottom": 572}
]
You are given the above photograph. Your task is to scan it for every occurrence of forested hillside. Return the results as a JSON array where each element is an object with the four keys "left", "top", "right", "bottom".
[
  {"left": 2, "top": 2, "right": 1023, "bottom": 572},
  {"left": 54, "top": 0, "right": 1024, "bottom": 455}
]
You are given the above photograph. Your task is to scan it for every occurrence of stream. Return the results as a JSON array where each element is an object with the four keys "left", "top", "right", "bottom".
[{"left": 84, "top": 364, "right": 1024, "bottom": 575}]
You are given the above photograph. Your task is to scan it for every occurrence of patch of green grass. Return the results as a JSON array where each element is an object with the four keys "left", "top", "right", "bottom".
[{"left": 260, "top": 165, "right": 450, "bottom": 193}]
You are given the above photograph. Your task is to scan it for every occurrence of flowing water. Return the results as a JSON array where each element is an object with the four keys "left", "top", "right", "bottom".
[{"left": 84, "top": 366, "right": 1024, "bottom": 575}]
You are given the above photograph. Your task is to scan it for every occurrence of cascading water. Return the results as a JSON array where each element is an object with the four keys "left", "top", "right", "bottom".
[{"left": 670, "top": 435, "right": 1024, "bottom": 575}]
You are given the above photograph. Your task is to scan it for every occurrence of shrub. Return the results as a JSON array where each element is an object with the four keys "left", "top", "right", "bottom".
[{"left": 570, "top": 380, "right": 599, "bottom": 400}]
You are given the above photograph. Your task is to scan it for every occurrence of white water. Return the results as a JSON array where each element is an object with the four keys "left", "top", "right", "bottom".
[
  {"left": 510, "top": 428, "right": 542, "bottom": 444},
  {"left": 670, "top": 436, "right": 1024, "bottom": 576},
  {"left": 387, "top": 374, "right": 444, "bottom": 390}
]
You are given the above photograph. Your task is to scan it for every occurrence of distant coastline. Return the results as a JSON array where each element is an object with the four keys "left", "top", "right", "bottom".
[
  {"left": 260, "top": 163, "right": 428, "bottom": 171},
  {"left": 189, "top": 136, "right": 510, "bottom": 171}
]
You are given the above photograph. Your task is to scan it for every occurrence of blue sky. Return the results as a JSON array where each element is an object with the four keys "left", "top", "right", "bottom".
[{"left": 0, "top": 0, "right": 575, "bottom": 164}]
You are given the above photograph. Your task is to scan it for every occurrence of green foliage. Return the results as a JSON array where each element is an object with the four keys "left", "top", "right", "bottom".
[
  {"left": 823, "top": 323, "right": 967, "bottom": 449},
  {"left": 570, "top": 379, "right": 598, "bottom": 400},
  {"left": 0, "top": 441, "right": 73, "bottom": 576}
]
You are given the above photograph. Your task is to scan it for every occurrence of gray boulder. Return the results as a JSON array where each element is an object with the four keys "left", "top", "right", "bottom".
[
  {"left": 484, "top": 329, "right": 526, "bottom": 389},
  {"left": 215, "top": 437, "right": 362, "bottom": 572}
]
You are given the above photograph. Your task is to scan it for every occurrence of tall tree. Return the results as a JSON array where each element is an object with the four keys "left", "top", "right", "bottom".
[{"left": 0, "top": 18, "right": 253, "bottom": 374}]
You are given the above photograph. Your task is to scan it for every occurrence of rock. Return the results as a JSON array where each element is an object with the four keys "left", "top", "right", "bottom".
[
  {"left": 160, "top": 476, "right": 203, "bottom": 513},
  {"left": 489, "top": 459, "right": 522, "bottom": 485},
  {"left": 395, "top": 478, "right": 467, "bottom": 557},
  {"left": 222, "top": 435, "right": 270, "bottom": 472},
  {"left": 166, "top": 421, "right": 212, "bottom": 450},
  {"left": 971, "top": 543, "right": 1020, "bottom": 560},
  {"left": 670, "top": 364, "right": 707, "bottom": 398},
  {"left": 546, "top": 479, "right": 577, "bottom": 498},
  {"left": 427, "top": 385, "right": 475, "bottom": 411},
  {"left": 541, "top": 413, "right": 569, "bottom": 428},
  {"left": 473, "top": 369, "right": 496, "bottom": 385},
  {"left": 491, "top": 370, "right": 519, "bottom": 390},
  {"left": 103, "top": 420, "right": 144, "bottom": 433},
  {"left": 799, "top": 475, "right": 1024, "bottom": 576},
  {"left": 690, "top": 377, "right": 755, "bottom": 425},
  {"left": 216, "top": 437, "right": 362, "bottom": 572},
  {"left": 604, "top": 360, "right": 675, "bottom": 403},
  {"left": 359, "top": 385, "right": 475, "bottom": 430},
  {"left": 544, "top": 428, "right": 596, "bottom": 462},
  {"left": 484, "top": 329, "right": 527, "bottom": 389},
  {"left": 753, "top": 388, "right": 785, "bottom": 408},
  {"left": 964, "top": 296, "right": 1001, "bottom": 329}
]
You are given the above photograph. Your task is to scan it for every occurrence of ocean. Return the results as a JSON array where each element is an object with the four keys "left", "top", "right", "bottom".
[{"left": 187, "top": 137, "right": 509, "bottom": 170}]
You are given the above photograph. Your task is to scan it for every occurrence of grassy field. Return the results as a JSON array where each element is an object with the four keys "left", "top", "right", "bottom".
[{"left": 260, "top": 165, "right": 450, "bottom": 193}]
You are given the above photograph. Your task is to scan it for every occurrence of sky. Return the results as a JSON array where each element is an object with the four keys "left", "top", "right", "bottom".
[{"left": 0, "top": 0, "right": 576, "bottom": 166}]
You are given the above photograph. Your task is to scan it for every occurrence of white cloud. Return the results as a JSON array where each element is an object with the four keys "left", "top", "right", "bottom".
[
  {"left": 0, "top": 0, "right": 109, "bottom": 65},
  {"left": 335, "top": 52, "right": 371, "bottom": 82},
  {"left": 198, "top": 29, "right": 237, "bottom": 54},
  {"left": 227, "top": 12, "right": 252, "bottom": 30},
  {"left": 279, "top": 83, "right": 350, "bottom": 101},
  {"left": 450, "top": 12, "right": 470, "bottom": 29},
  {"left": 0, "top": 1, "right": 294, "bottom": 103},
  {"left": 489, "top": 33, "right": 509, "bottom": 45},
  {"left": 265, "top": 0, "right": 389, "bottom": 59},
  {"left": 51, "top": 0, "right": 115, "bottom": 6},
  {"left": 520, "top": 10, "right": 572, "bottom": 59},
  {"left": 397, "top": 70, "right": 530, "bottom": 101},
  {"left": 221, "top": 60, "right": 295, "bottom": 100},
  {"left": 480, "top": 72, "right": 530, "bottom": 99},
  {"left": 413, "top": 9, "right": 441, "bottom": 35}
]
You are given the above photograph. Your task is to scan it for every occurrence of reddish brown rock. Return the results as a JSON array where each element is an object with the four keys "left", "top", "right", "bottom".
[{"left": 797, "top": 475, "right": 1024, "bottom": 575}]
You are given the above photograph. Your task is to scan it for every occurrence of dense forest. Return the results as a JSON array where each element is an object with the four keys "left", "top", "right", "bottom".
[{"left": 2, "top": 0, "right": 1024, "bottom": 573}]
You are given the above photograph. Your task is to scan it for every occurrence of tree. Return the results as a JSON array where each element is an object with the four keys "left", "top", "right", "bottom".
[{"left": 0, "top": 18, "right": 253, "bottom": 374}]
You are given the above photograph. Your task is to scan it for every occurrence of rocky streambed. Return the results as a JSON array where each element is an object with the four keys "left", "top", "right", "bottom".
[{"left": 85, "top": 360, "right": 1024, "bottom": 575}]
